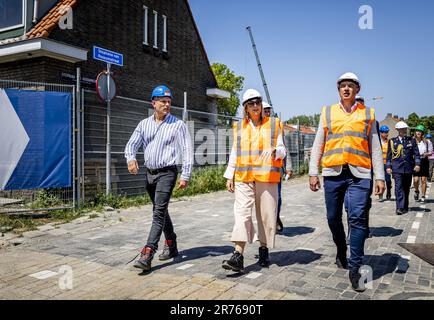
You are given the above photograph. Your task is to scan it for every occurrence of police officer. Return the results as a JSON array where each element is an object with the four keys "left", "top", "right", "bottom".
[
  {"left": 309, "top": 73, "right": 385, "bottom": 292},
  {"left": 379, "top": 125, "right": 392, "bottom": 201},
  {"left": 386, "top": 121, "right": 421, "bottom": 215}
]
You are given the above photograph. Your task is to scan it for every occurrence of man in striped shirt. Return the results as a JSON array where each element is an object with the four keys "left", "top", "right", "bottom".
[{"left": 125, "top": 85, "right": 193, "bottom": 272}]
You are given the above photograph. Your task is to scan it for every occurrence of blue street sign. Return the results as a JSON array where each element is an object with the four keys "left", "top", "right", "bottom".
[{"left": 93, "top": 46, "right": 123, "bottom": 66}]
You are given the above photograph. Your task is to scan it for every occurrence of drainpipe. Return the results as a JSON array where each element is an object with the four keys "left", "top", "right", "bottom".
[{"left": 33, "top": 0, "right": 39, "bottom": 23}]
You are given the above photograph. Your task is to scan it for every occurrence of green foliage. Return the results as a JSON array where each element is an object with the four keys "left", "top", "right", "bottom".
[
  {"left": 30, "top": 190, "right": 63, "bottom": 209},
  {"left": 211, "top": 63, "right": 245, "bottom": 117},
  {"left": 286, "top": 114, "right": 320, "bottom": 127},
  {"left": 406, "top": 113, "right": 434, "bottom": 134},
  {"left": 172, "top": 165, "right": 227, "bottom": 198}
]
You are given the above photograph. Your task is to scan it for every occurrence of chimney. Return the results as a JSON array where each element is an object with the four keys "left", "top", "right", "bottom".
[
  {"left": 393, "top": 115, "right": 399, "bottom": 120},
  {"left": 386, "top": 113, "right": 392, "bottom": 119}
]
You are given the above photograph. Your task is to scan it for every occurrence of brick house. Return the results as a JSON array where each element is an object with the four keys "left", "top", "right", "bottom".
[{"left": 0, "top": 0, "right": 229, "bottom": 197}]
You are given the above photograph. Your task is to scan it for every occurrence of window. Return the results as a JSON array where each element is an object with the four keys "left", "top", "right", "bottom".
[
  {"left": 162, "top": 15, "right": 167, "bottom": 52},
  {"left": 0, "top": 0, "right": 24, "bottom": 32},
  {"left": 153, "top": 10, "right": 158, "bottom": 48},
  {"left": 143, "top": 5, "right": 148, "bottom": 45}
]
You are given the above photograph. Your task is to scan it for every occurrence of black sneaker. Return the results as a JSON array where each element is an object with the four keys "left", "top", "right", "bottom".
[
  {"left": 222, "top": 251, "right": 244, "bottom": 273},
  {"left": 276, "top": 217, "right": 283, "bottom": 233},
  {"left": 134, "top": 247, "right": 154, "bottom": 271},
  {"left": 396, "top": 209, "right": 405, "bottom": 216},
  {"left": 349, "top": 270, "right": 366, "bottom": 292},
  {"left": 414, "top": 191, "right": 420, "bottom": 201},
  {"left": 335, "top": 250, "right": 348, "bottom": 269},
  {"left": 159, "top": 239, "right": 178, "bottom": 261},
  {"left": 258, "top": 246, "right": 270, "bottom": 267}
]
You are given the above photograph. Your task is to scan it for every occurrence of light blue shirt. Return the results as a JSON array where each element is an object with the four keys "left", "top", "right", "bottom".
[{"left": 125, "top": 114, "right": 193, "bottom": 181}]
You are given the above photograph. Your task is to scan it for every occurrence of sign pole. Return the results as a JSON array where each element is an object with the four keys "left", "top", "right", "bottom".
[{"left": 106, "top": 63, "right": 111, "bottom": 196}]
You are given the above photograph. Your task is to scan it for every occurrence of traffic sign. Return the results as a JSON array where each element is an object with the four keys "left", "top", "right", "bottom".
[
  {"left": 96, "top": 71, "right": 116, "bottom": 102},
  {"left": 93, "top": 46, "right": 123, "bottom": 66}
]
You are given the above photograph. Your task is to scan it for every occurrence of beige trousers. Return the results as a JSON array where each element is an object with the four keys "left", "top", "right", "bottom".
[{"left": 231, "top": 182, "right": 278, "bottom": 248}]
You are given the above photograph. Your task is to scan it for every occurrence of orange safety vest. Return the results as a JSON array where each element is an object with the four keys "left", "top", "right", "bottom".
[
  {"left": 234, "top": 117, "right": 283, "bottom": 183},
  {"left": 381, "top": 139, "right": 388, "bottom": 164},
  {"left": 322, "top": 103, "right": 375, "bottom": 169}
]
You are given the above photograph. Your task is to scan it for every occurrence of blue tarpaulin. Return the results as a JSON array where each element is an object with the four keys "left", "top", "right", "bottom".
[{"left": 0, "top": 89, "right": 71, "bottom": 190}]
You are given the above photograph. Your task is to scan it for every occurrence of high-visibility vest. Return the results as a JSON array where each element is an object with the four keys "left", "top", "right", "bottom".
[
  {"left": 322, "top": 103, "right": 375, "bottom": 169},
  {"left": 234, "top": 117, "right": 283, "bottom": 183},
  {"left": 381, "top": 139, "right": 388, "bottom": 164}
]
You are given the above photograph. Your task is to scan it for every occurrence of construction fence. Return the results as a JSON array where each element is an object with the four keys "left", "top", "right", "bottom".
[{"left": 0, "top": 79, "right": 316, "bottom": 214}]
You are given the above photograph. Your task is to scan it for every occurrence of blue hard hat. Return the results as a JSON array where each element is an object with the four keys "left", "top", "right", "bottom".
[
  {"left": 151, "top": 85, "right": 172, "bottom": 100},
  {"left": 426, "top": 133, "right": 432, "bottom": 138},
  {"left": 379, "top": 125, "right": 389, "bottom": 133}
]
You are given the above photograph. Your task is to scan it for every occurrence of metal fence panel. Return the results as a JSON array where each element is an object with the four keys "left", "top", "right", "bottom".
[{"left": 0, "top": 79, "right": 76, "bottom": 215}]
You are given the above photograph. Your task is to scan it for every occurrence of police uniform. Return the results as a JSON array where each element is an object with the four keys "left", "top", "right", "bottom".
[{"left": 386, "top": 136, "right": 421, "bottom": 213}]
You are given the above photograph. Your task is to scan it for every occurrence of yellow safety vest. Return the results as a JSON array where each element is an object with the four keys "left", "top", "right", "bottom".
[
  {"left": 234, "top": 117, "right": 283, "bottom": 183},
  {"left": 322, "top": 103, "right": 375, "bottom": 169},
  {"left": 381, "top": 139, "right": 388, "bottom": 164}
]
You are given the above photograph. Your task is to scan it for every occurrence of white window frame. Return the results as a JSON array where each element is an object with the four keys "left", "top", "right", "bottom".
[
  {"left": 162, "top": 15, "right": 167, "bottom": 52},
  {"left": 142, "top": 5, "right": 148, "bottom": 45},
  {"left": 153, "top": 10, "right": 158, "bottom": 49},
  {"left": 0, "top": 0, "right": 25, "bottom": 33}
]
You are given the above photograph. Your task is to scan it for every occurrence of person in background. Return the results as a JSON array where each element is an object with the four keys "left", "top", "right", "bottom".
[
  {"left": 263, "top": 102, "right": 293, "bottom": 233},
  {"left": 412, "top": 125, "right": 432, "bottom": 203},
  {"left": 386, "top": 121, "right": 420, "bottom": 215},
  {"left": 426, "top": 133, "right": 434, "bottom": 182}
]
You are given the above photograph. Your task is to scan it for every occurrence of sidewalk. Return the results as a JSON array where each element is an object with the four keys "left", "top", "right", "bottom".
[{"left": 0, "top": 178, "right": 433, "bottom": 300}]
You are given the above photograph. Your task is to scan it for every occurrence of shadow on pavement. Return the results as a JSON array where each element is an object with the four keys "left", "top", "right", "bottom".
[
  {"left": 408, "top": 207, "right": 431, "bottom": 212},
  {"left": 370, "top": 227, "right": 403, "bottom": 238},
  {"left": 363, "top": 253, "right": 401, "bottom": 280},
  {"left": 137, "top": 245, "right": 234, "bottom": 275},
  {"left": 278, "top": 226, "right": 316, "bottom": 238}
]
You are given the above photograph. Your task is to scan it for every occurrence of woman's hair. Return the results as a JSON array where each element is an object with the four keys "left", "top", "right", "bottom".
[{"left": 414, "top": 131, "right": 425, "bottom": 141}]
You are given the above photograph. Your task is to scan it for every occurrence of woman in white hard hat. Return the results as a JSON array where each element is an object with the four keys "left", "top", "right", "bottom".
[
  {"left": 386, "top": 121, "right": 421, "bottom": 214},
  {"left": 222, "top": 89, "right": 286, "bottom": 272}
]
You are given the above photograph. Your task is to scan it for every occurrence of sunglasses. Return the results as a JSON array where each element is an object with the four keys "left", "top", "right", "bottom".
[{"left": 245, "top": 99, "right": 262, "bottom": 107}]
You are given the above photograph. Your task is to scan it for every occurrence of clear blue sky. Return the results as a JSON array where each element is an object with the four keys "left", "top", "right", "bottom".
[{"left": 189, "top": 0, "right": 434, "bottom": 122}]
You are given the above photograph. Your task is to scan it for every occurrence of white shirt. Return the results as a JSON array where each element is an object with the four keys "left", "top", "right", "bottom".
[
  {"left": 224, "top": 120, "right": 286, "bottom": 179},
  {"left": 417, "top": 139, "right": 433, "bottom": 159}
]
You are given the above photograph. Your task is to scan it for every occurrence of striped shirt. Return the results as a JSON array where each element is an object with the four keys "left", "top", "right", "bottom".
[{"left": 125, "top": 114, "right": 193, "bottom": 181}]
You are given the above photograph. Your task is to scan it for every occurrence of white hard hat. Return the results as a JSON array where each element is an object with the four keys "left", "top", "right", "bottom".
[
  {"left": 337, "top": 72, "right": 361, "bottom": 86},
  {"left": 395, "top": 121, "right": 409, "bottom": 130},
  {"left": 262, "top": 102, "right": 271, "bottom": 109},
  {"left": 242, "top": 89, "right": 262, "bottom": 105}
]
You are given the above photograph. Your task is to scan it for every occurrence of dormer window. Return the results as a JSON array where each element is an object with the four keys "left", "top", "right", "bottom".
[{"left": 0, "top": 0, "right": 25, "bottom": 32}]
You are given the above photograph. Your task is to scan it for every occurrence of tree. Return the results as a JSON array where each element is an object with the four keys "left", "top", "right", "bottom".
[
  {"left": 406, "top": 113, "right": 434, "bottom": 133},
  {"left": 211, "top": 63, "right": 244, "bottom": 117},
  {"left": 286, "top": 114, "right": 321, "bottom": 127}
]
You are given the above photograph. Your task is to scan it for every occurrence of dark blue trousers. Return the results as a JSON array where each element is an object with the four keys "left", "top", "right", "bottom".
[
  {"left": 384, "top": 164, "right": 392, "bottom": 192},
  {"left": 392, "top": 173, "right": 412, "bottom": 211},
  {"left": 324, "top": 169, "right": 371, "bottom": 272}
]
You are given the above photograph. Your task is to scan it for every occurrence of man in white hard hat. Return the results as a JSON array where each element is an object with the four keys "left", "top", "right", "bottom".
[
  {"left": 386, "top": 121, "right": 421, "bottom": 215},
  {"left": 309, "top": 72, "right": 385, "bottom": 292}
]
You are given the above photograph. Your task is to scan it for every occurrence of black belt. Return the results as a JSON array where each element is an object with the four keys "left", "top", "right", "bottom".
[{"left": 146, "top": 166, "right": 177, "bottom": 175}]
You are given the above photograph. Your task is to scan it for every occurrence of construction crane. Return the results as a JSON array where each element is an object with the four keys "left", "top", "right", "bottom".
[{"left": 246, "top": 26, "right": 273, "bottom": 109}]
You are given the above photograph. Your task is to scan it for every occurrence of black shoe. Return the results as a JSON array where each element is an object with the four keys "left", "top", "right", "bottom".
[
  {"left": 349, "top": 270, "right": 366, "bottom": 292},
  {"left": 258, "top": 246, "right": 270, "bottom": 267},
  {"left": 386, "top": 190, "right": 392, "bottom": 200},
  {"left": 414, "top": 191, "right": 419, "bottom": 201},
  {"left": 159, "top": 239, "right": 178, "bottom": 261},
  {"left": 403, "top": 208, "right": 409, "bottom": 214},
  {"left": 276, "top": 217, "right": 283, "bottom": 233},
  {"left": 222, "top": 251, "right": 244, "bottom": 273},
  {"left": 335, "top": 250, "right": 348, "bottom": 269},
  {"left": 396, "top": 209, "right": 405, "bottom": 215},
  {"left": 134, "top": 247, "right": 154, "bottom": 271}
]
